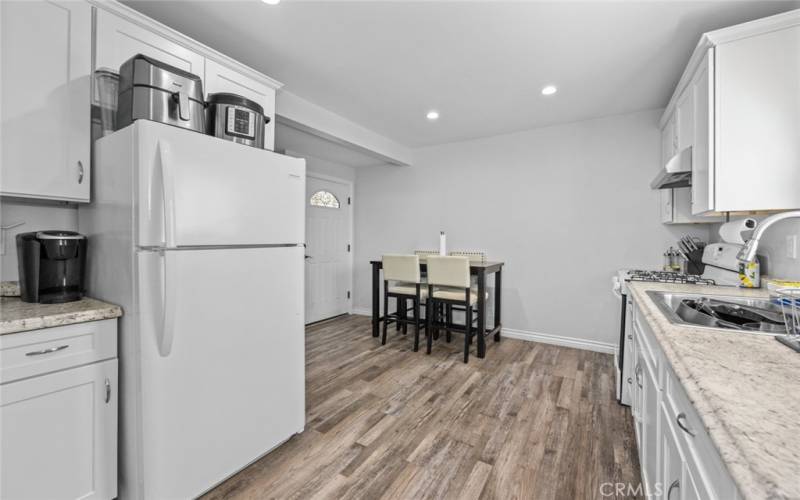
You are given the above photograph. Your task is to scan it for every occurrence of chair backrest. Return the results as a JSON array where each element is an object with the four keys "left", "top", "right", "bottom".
[
  {"left": 449, "top": 251, "right": 487, "bottom": 263},
  {"left": 426, "top": 255, "right": 470, "bottom": 288},
  {"left": 414, "top": 250, "right": 439, "bottom": 262},
  {"left": 382, "top": 254, "right": 421, "bottom": 283}
]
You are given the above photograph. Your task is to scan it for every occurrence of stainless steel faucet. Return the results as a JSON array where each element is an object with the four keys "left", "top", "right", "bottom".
[{"left": 737, "top": 211, "right": 800, "bottom": 262}]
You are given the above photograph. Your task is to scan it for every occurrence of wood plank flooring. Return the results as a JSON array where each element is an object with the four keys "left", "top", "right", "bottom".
[{"left": 203, "top": 315, "right": 642, "bottom": 500}]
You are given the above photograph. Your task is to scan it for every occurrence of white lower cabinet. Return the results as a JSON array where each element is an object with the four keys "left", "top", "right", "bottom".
[
  {"left": 660, "top": 403, "right": 683, "bottom": 500},
  {"left": 0, "top": 321, "right": 118, "bottom": 500},
  {"left": 640, "top": 351, "right": 660, "bottom": 498},
  {"left": 632, "top": 297, "right": 740, "bottom": 500}
]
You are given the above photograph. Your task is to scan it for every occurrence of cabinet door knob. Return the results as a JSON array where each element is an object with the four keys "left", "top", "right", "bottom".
[
  {"left": 105, "top": 378, "right": 111, "bottom": 403},
  {"left": 77, "top": 161, "right": 84, "bottom": 184}
]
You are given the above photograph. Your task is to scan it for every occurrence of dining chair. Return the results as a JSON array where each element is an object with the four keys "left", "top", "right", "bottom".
[
  {"left": 425, "top": 255, "right": 486, "bottom": 363},
  {"left": 382, "top": 254, "right": 427, "bottom": 351},
  {"left": 446, "top": 251, "right": 487, "bottom": 331}
]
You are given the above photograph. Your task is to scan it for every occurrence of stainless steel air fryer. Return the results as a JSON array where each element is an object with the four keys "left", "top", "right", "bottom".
[
  {"left": 117, "top": 54, "right": 205, "bottom": 133},
  {"left": 205, "top": 93, "right": 270, "bottom": 149}
]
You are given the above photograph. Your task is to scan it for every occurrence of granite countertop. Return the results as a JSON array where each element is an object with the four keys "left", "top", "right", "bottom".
[
  {"left": 627, "top": 281, "right": 800, "bottom": 500},
  {"left": 0, "top": 281, "right": 122, "bottom": 335}
]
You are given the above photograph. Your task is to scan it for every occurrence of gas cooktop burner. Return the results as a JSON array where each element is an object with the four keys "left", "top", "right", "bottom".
[{"left": 626, "top": 270, "right": 716, "bottom": 286}]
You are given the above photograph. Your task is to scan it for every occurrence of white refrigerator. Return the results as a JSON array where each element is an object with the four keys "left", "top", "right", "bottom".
[{"left": 79, "top": 120, "right": 306, "bottom": 499}]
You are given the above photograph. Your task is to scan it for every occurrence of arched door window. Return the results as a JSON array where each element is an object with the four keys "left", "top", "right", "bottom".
[{"left": 309, "top": 190, "right": 340, "bottom": 208}]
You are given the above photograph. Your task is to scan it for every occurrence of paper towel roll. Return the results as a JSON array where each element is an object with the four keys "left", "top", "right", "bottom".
[
  {"left": 439, "top": 231, "right": 446, "bottom": 256},
  {"left": 719, "top": 218, "right": 757, "bottom": 244}
]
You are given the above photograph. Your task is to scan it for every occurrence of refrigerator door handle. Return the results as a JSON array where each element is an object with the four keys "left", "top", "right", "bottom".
[
  {"left": 158, "top": 250, "right": 178, "bottom": 357},
  {"left": 157, "top": 142, "right": 177, "bottom": 248}
]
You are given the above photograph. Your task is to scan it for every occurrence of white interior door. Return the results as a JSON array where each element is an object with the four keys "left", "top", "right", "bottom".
[{"left": 305, "top": 175, "right": 352, "bottom": 324}]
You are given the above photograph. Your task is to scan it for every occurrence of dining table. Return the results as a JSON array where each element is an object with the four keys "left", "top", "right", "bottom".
[{"left": 369, "top": 259, "right": 505, "bottom": 358}]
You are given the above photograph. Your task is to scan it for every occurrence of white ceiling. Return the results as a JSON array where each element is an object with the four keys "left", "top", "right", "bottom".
[{"left": 124, "top": 0, "right": 799, "bottom": 148}]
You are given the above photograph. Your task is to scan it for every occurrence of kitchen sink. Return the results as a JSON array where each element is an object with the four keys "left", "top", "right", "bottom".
[{"left": 646, "top": 291, "right": 792, "bottom": 336}]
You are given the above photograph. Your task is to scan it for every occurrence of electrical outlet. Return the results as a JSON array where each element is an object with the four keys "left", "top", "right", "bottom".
[{"left": 787, "top": 234, "right": 798, "bottom": 260}]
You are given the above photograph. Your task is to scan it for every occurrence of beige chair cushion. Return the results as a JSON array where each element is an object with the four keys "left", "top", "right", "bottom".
[
  {"left": 388, "top": 282, "right": 428, "bottom": 298},
  {"left": 426, "top": 255, "right": 471, "bottom": 288},
  {"left": 383, "top": 254, "right": 421, "bottom": 283},
  {"left": 431, "top": 286, "right": 488, "bottom": 304}
]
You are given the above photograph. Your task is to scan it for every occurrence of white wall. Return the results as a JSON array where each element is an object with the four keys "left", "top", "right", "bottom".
[
  {"left": 300, "top": 154, "right": 356, "bottom": 183},
  {"left": 0, "top": 200, "right": 78, "bottom": 281},
  {"left": 353, "top": 109, "right": 710, "bottom": 349}
]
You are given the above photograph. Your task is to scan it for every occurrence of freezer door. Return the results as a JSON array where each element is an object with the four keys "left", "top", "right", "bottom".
[
  {"left": 135, "top": 121, "right": 305, "bottom": 248},
  {"left": 136, "top": 246, "right": 305, "bottom": 499}
]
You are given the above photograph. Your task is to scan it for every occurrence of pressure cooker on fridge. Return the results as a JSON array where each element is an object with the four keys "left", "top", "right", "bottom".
[{"left": 205, "top": 93, "right": 271, "bottom": 149}]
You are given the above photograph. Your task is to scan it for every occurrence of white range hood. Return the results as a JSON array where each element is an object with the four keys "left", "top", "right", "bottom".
[{"left": 651, "top": 146, "right": 692, "bottom": 189}]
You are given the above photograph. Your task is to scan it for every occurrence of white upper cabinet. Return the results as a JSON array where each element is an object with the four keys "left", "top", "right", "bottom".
[
  {"left": 0, "top": 0, "right": 92, "bottom": 202},
  {"left": 205, "top": 59, "right": 277, "bottom": 151},
  {"left": 691, "top": 50, "right": 714, "bottom": 215},
  {"left": 94, "top": 8, "right": 205, "bottom": 82},
  {"left": 713, "top": 22, "right": 800, "bottom": 212},
  {"left": 662, "top": 10, "right": 800, "bottom": 215},
  {"left": 93, "top": 3, "right": 280, "bottom": 149},
  {"left": 659, "top": 88, "right": 722, "bottom": 224}
]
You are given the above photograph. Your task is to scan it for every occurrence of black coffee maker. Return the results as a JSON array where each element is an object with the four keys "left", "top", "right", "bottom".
[{"left": 17, "top": 231, "right": 87, "bottom": 303}]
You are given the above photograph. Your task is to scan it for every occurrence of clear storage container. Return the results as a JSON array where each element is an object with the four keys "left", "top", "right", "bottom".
[{"left": 92, "top": 68, "right": 119, "bottom": 140}]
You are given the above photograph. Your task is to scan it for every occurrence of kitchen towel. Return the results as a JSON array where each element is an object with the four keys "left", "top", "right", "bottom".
[{"left": 719, "top": 218, "right": 757, "bottom": 244}]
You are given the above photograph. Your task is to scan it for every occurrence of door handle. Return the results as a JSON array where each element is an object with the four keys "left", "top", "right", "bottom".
[
  {"left": 77, "top": 161, "right": 84, "bottom": 184},
  {"left": 157, "top": 142, "right": 177, "bottom": 248},
  {"left": 157, "top": 250, "right": 177, "bottom": 357},
  {"left": 105, "top": 378, "right": 111, "bottom": 403},
  {"left": 667, "top": 479, "right": 680, "bottom": 500},
  {"left": 174, "top": 91, "right": 190, "bottom": 121},
  {"left": 635, "top": 363, "right": 643, "bottom": 388},
  {"left": 676, "top": 412, "right": 696, "bottom": 437}
]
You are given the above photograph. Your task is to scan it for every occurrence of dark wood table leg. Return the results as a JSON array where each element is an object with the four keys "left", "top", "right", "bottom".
[
  {"left": 372, "top": 262, "right": 380, "bottom": 337},
  {"left": 477, "top": 270, "right": 486, "bottom": 358},
  {"left": 494, "top": 268, "right": 502, "bottom": 342}
]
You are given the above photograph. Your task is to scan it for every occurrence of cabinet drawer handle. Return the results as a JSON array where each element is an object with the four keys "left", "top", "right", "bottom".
[
  {"left": 77, "top": 161, "right": 84, "bottom": 184},
  {"left": 105, "top": 378, "right": 111, "bottom": 403},
  {"left": 25, "top": 344, "right": 69, "bottom": 356},
  {"left": 627, "top": 377, "right": 633, "bottom": 385},
  {"left": 676, "top": 412, "right": 696, "bottom": 437},
  {"left": 667, "top": 479, "right": 680, "bottom": 500}
]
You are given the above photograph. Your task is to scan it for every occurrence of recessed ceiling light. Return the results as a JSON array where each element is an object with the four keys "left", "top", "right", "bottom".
[
  {"left": 541, "top": 85, "right": 558, "bottom": 96},
  {"left": 262, "top": 0, "right": 280, "bottom": 4},
  {"left": 426, "top": 110, "right": 440, "bottom": 121}
]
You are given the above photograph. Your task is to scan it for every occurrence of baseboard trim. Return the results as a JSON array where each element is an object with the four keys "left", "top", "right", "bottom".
[
  {"left": 351, "top": 308, "right": 615, "bottom": 354},
  {"left": 352, "top": 307, "right": 372, "bottom": 317},
  {"left": 501, "top": 327, "right": 616, "bottom": 354}
]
